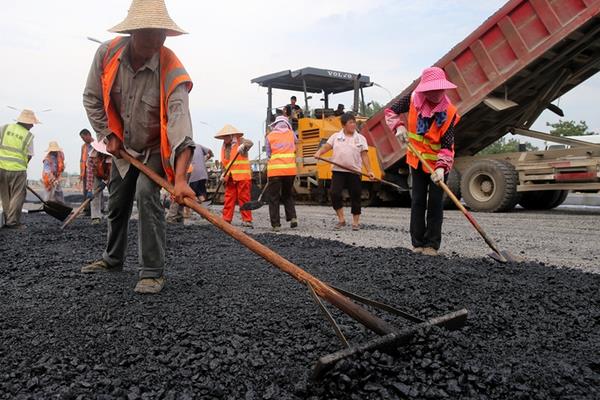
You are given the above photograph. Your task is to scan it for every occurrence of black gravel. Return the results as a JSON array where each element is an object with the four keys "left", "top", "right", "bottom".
[{"left": 1, "top": 213, "right": 599, "bottom": 399}]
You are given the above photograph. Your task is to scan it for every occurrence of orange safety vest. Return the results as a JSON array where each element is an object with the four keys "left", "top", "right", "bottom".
[
  {"left": 101, "top": 36, "right": 193, "bottom": 183},
  {"left": 406, "top": 97, "right": 460, "bottom": 172},
  {"left": 221, "top": 140, "right": 251, "bottom": 181},
  {"left": 267, "top": 130, "right": 296, "bottom": 177}
]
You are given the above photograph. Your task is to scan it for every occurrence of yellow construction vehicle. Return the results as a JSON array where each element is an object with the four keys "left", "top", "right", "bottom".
[{"left": 251, "top": 67, "right": 383, "bottom": 204}]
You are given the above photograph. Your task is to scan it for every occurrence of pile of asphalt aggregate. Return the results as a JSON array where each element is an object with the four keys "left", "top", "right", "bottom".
[{"left": 1, "top": 213, "right": 599, "bottom": 399}]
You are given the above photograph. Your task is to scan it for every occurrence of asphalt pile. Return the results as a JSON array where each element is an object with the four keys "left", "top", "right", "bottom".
[{"left": 1, "top": 213, "right": 599, "bottom": 399}]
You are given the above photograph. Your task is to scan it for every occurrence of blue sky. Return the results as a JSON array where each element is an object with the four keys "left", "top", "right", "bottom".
[{"left": 1, "top": 0, "right": 598, "bottom": 179}]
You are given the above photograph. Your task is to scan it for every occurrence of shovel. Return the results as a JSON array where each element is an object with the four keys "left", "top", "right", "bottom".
[
  {"left": 405, "top": 141, "right": 521, "bottom": 263},
  {"left": 60, "top": 182, "right": 106, "bottom": 229},
  {"left": 120, "top": 148, "right": 468, "bottom": 379},
  {"left": 203, "top": 151, "right": 241, "bottom": 206},
  {"left": 26, "top": 186, "right": 72, "bottom": 222},
  {"left": 316, "top": 156, "right": 404, "bottom": 192},
  {"left": 240, "top": 180, "right": 271, "bottom": 211}
]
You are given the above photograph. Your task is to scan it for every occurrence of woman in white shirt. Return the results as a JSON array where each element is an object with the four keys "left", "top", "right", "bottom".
[{"left": 314, "top": 112, "right": 374, "bottom": 230}]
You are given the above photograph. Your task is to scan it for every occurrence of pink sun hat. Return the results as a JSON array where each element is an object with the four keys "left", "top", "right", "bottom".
[
  {"left": 91, "top": 139, "right": 111, "bottom": 156},
  {"left": 414, "top": 67, "right": 457, "bottom": 93}
]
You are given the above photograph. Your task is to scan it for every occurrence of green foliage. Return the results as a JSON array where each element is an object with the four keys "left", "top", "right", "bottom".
[
  {"left": 478, "top": 137, "right": 538, "bottom": 155},
  {"left": 546, "top": 120, "right": 597, "bottom": 136},
  {"left": 363, "top": 101, "right": 384, "bottom": 118}
]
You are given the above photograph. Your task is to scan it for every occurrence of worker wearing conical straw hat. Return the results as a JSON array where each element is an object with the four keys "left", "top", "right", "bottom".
[
  {"left": 384, "top": 66, "right": 461, "bottom": 256},
  {"left": 81, "top": 0, "right": 196, "bottom": 294},
  {"left": 0, "top": 109, "right": 39, "bottom": 229},
  {"left": 215, "top": 124, "right": 254, "bottom": 228},
  {"left": 42, "top": 141, "right": 66, "bottom": 204}
]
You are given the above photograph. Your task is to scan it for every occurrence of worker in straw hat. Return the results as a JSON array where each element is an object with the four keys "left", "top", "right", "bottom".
[
  {"left": 0, "top": 109, "right": 39, "bottom": 229},
  {"left": 215, "top": 124, "right": 254, "bottom": 228},
  {"left": 81, "top": 0, "right": 196, "bottom": 294},
  {"left": 42, "top": 141, "right": 66, "bottom": 204},
  {"left": 384, "top": 66, "right": 461, "bottom": 256}
]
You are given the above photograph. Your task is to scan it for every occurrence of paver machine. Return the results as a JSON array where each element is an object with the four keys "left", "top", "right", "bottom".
[{"left": 251, "top": 67, "right": 384, "bottom": 204}]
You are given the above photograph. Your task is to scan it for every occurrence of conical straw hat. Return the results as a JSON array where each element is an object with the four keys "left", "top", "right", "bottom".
[
  {"left": 16, "top": 109, "right": 41, "bottom": 125},
  {"left": 45, "top": 141, "right": 63, "bottom": 153},
  {"left": 214, "top": 124, "right": 244, "bottom": 139},
  {"left": 109, "top": 0, "right": 187, "bottom": 36}
]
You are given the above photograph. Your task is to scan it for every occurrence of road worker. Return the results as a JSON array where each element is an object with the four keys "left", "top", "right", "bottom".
[
  {"left": 314, "top": 112, "right": 375, "bottom": 231},
  {"left": 81, "top": 0, "right": 196, "bottom": 294},
  {"left": 79, "top": 129, "right": 94, "bottom": 215},
  {"left": 385, "top": 66, "right": 460, "bottom": 256},
  {"left": 86, "top": 139, "right": 112, "bottom": 224},
  {"left": 265, "top": 115, "right": 298, "bottom": 231},
  {"left": 215, "top": 124, "right": 254, "bottom": 228},
  {"left": 0, "top": 109, "right": 38, "bottom": 229},
  {"left": 42, "top": 141, "right": 65, "bottom": 203}
]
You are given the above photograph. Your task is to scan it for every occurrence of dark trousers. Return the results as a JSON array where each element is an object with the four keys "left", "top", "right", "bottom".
[
  {"left": 103, "top": 154, "right": 165, "bottom": 278},
  {"left": 330, "top": 171, "right": 362, "bottom": 215},
  {"left": 266, "top": 175, "right": 297, "bottom": 227},
  {"left": 410, "top": 166, "right": 445, "bottom": 250}
]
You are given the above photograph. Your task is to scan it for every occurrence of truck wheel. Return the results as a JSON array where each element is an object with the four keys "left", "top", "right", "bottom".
[
  {"left": 460, "top": 159, "right": 520, "bottom": 212},
  {"left": 443, "top": 169, "right": 461, "bottom": 209},
  {"left": 519, "top": 190, "right": 569, "bottom": 210}
]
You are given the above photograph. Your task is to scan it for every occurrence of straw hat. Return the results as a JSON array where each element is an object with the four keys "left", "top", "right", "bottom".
[
  {"left": 214, "top": 124, "right": 244, "bottom": 139},
  {"left": 16, "top": 109, "right": 41, "bottom": 125},
  {"left": 91, "top": 139, "right": 111, "bottom": 156},
  {"left": 45, "top": 141, "right": 63, "bottom": 153},
  {"left": 269, "top": 115, "right": 293, "bottom": 131},
  {"left": 109, "top": 0, "right": 187, "bottom": 36},
  {"left": 414, "top": 67, "right": 457, "bottom": 93}
]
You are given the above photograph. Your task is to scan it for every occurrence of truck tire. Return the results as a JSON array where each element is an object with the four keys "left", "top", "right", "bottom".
[
  {"left": 443, "top": 169, "right": 461, "bottom": 209},
  {"left": 460, "top": 159, "right": 520, "bottom": 212},
  {"left": 519, "top": 190, "right": 569, "bottom": 210}
]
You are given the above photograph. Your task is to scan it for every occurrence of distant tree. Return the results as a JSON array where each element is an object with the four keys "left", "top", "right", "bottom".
[
  {"left": 363, "top": 101, "right": 383, "bottom": 118},
  {"left": 478, "top": 137, "right": 538, "bottom": 155},
  {"left": 546, "top": 120, "right": 597, "bottom": 136}
]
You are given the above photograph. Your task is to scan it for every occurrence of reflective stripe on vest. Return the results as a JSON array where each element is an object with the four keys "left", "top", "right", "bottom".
[
  {"left": 221, "top": 141, "right": 251, "bottom": 181},
  {"left": 0, "top": 124, "right": 32, "bottom": 171},
  {"left": 101, "top": 37, "right": 193, "bottom": 183},
  {"left": 406, "top": 96, "right": 460, "bottom": 172},
  {"left": 267, "top": 130, "right": 296, "bottom": 177}
]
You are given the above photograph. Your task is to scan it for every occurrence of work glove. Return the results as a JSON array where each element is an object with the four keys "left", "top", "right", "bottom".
[
  {"left": 237, "top": 144, "right": 246, "bottom": 154},
  {"left": 431, "top": 167, "right": 445, "bottom": 184},
  {"left": 395, "top": 126, "right": 408, "bottom": 144},
  {"left": 219, "top": 173, "right": 226, "bottom": 183}
]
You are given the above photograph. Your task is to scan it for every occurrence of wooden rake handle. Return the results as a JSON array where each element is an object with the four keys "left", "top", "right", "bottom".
[
  {"left": 61, "top": 183, "right": 106, "bottom": 229},
  {"left": 119, "top": 149, "right": 397, "bottom": 336},
  {"left": 315, "top": 157, "right": 402, "bottom": 191},
  {"left": 210, "top": 150, "right": 241, "bottom": 202}
]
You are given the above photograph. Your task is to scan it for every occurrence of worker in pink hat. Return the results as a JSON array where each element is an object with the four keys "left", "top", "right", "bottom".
[
  {"left": 384, "top": 67, "right": 461, "bottom": 256},
  {"left": 87, "top": 139, "right": 112, "bottom": 224}
]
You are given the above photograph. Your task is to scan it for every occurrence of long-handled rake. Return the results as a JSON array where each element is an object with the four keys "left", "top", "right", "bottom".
[
  {"left": 405, "top": 141, "right": 522, "bottom": 263},
  {"left": 316, "top": 156, "right": 405, "bottom": 192},
  {"left": 120, "top": 149, "right": 468, "bottom": 379}
]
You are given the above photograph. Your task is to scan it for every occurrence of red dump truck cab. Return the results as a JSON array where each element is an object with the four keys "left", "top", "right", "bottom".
[{"left": 362, "top": 0, "right": 600, "bottom": 211}]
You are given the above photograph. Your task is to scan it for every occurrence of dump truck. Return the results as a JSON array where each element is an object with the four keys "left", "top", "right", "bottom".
[
  {"left": 362, "top": 0, "right": 600, "bottom": 211},
  {"left": 251, "top": 67, "right": 384, "bottom": 203}
]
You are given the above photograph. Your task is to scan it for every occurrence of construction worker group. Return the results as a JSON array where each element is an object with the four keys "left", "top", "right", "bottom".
[{"left": 0, "top": 0, "right": 459, "bottom": 294}]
